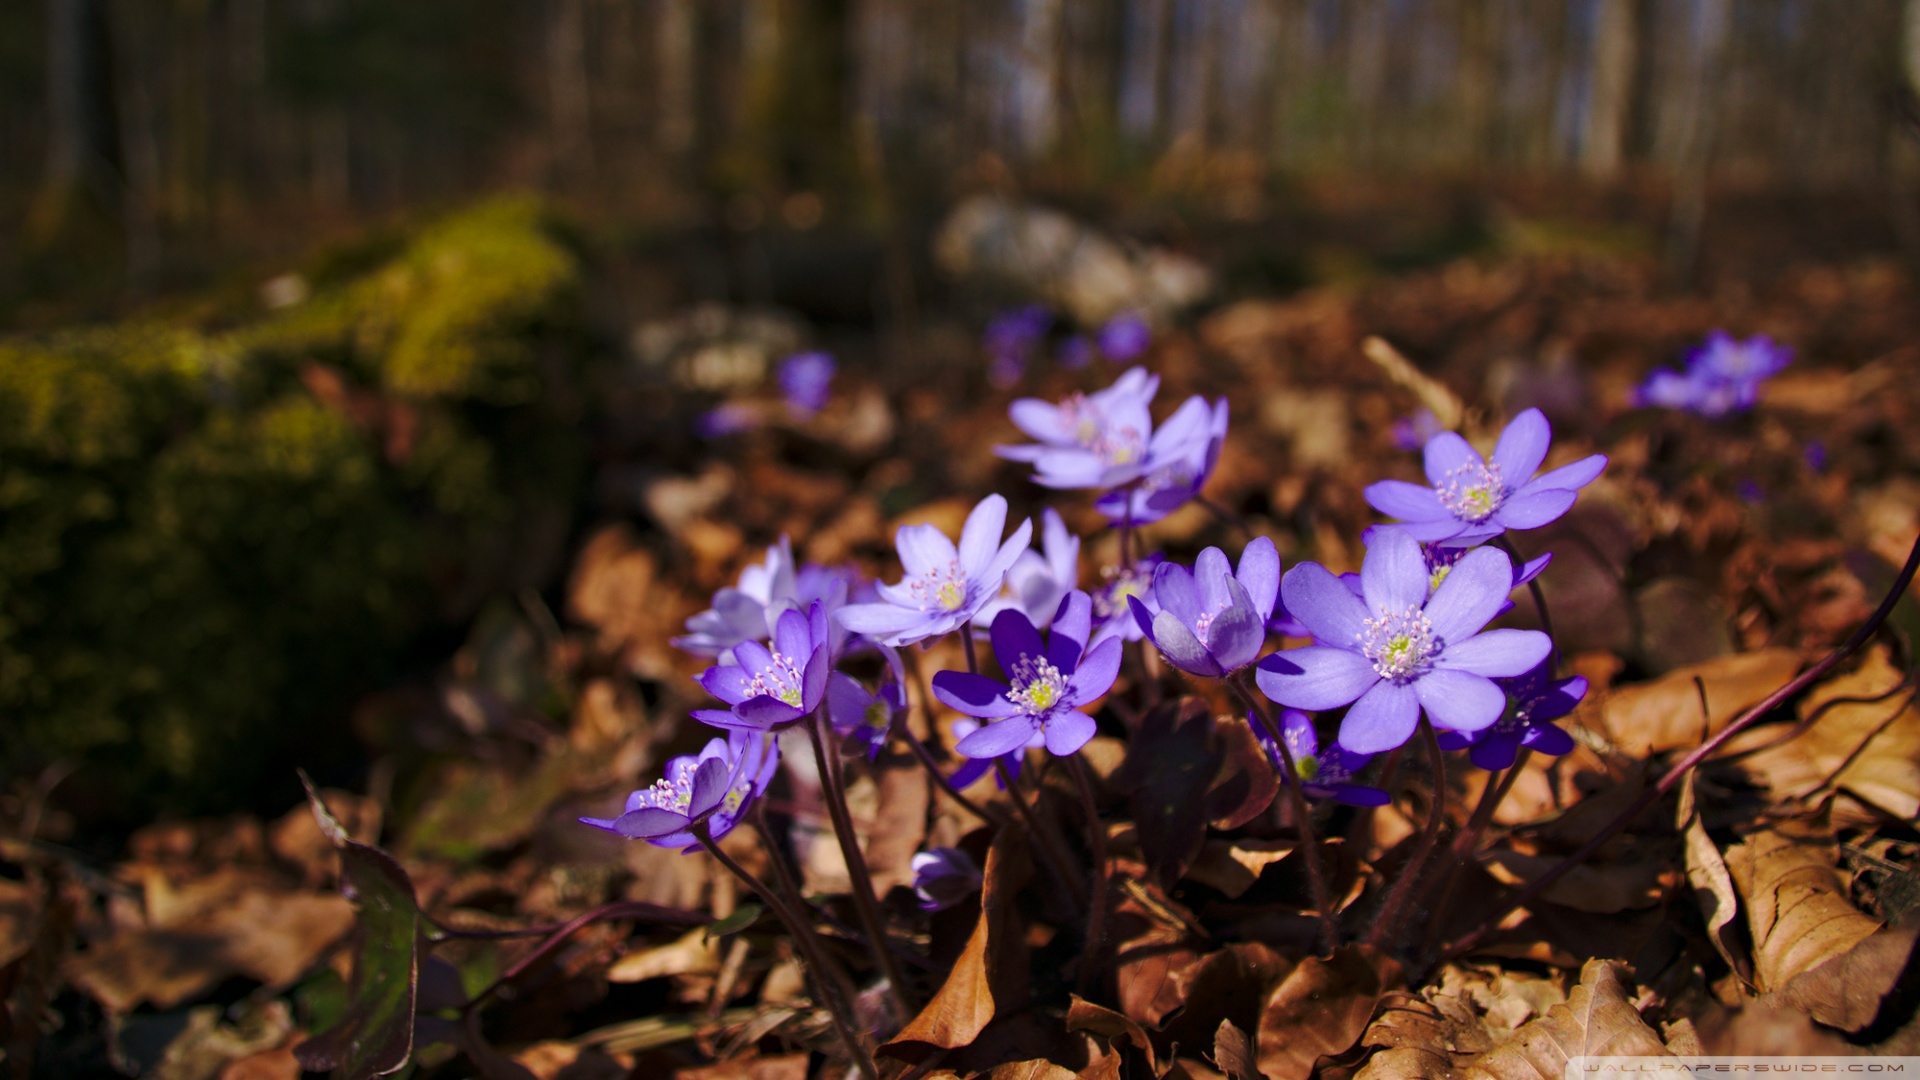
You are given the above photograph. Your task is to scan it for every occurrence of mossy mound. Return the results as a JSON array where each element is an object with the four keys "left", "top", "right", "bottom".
[{"left": 0, "top": 198, "right": 591, "bottom": 824}]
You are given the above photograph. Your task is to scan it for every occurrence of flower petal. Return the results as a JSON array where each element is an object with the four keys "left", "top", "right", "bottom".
[
  {"left": 1468, "top": 732, "right": 1522, "bottom": 772},
  {"left": 1521, "top": 722, "right": 1576, "bottom": 756},
  {"left": 687, "top": 756, "right": 733, "bottom": 818},
  {"left": 699, "top": 664, "right": 755, "bottom": 705},
  {"left": 989, "top": 608, "right": 1048, "bottom": 675},
  {"left": 931, "top": 671, "right": 1019, "bottom": 718},
  {"left": 1435, "top": 629, "right": 1551, "bottom": 678},
  {"left": 1126, "top": 594, "right": 1162, "bottom": 648},
  {"left": 1152, "top": 561, "right": 1204, "bottom": 627},
  {"left": 1256, "top": 646, "right": 1379, "bottom": 710},
  {"left": 800, "top": 643, "right": 829, "bottom": 711},
  {"left": 1423, "top": 546, "right": 1515, "bottom": 643},
  {"left": 1205, "top": 582, "right": 1265, "bottom": 672},
  {"left": 610, "top": 807, "right": 692, "bottom": 839},
  {"left": 1339, "top": 680, "right": 1420, "bottom": 754},
  {"left": 1413, "top": 669, "right": 1505, "bottom": 734},
  {"left": 1049, "top": 590, "right": 1093, "bottom": 670},
  {"left": 1492, "top": 488, "right": 1577, "bottom": 531},
  {"left": 773, "top": 606, "right": 812, "bottom": 663},
  {"left": 1149, "top": 610, "right": 1222, "bottom": 677},
  {"left": 978, "top": 516, "right": 1035, "bottom": 594},
  {"left": 1423, "top": 431, "right": 1481, "bottom": 486},
  {"left": 1528, "top": 453, "right": 1607, "bottom": 493},
  {"left": 1044, "top": 711, "right": 1098, "bottom": 756},
  {"left": 1193, "top": 547, "right": 1233, "bottom": 612},
  {"left": 734, "top": 697, "right": 803, "bottom": 728},
  {"left": 1236, "top": 537, "right": 1281, "bottom": 622},
  {"left": 1279, "top": 562, "right": 1370, "bottom": 646},
  {"left": 827, "top": 671, "right": 875, "bottom": 734},
  {"left": 1490, "top": 408, "right": 1551, "bottom": 482},
  {"left": 956, "top": 716, "right": 1041, "bottom": 759},
  {"left": 835, "top": 602, "right": 928, "bottom": 637},
  {"left": 956, "top": 495, "right": 1009, "bottom": 577},
  {"left": 1361, "top": 526, "right": 1429, "bottom": 615},
  {"left": 1365, "top": 480, "right": 1448, "bottom": 523},
  {"left": 895, "top": 523, "right": 958, "bottom": 579},
  {"left": 1068, "top": 636, "right": 1123, "bottom": 702}
]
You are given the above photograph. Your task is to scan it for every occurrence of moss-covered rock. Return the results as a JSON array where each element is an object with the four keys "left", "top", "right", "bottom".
[{"left": 0, "top": 198, "right": 591, "bottom": 822}]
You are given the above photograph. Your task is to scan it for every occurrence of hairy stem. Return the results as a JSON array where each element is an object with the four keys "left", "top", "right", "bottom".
[
  {"left": 1369, "top": 720, "right": 1449, "bottom": 950},
  {"left": 900, "top": 650, "right": 1010, "bottom": 828},
  {"left": 997, "top": 759, "right": 1089, "bottom": 911},
  {"left": 1444, "top": 528, "right": 1920, "bottom": 959},
  {"left": 1423, "top": 748, "right": 1532, "bottom": 957},
  {"left": 806, "top": 711, "right": 919, "bottom": 1022},
  {"left": 1227, "top": 673, "right": 1339, "bottom": 953},
  {"left": 1491, "top": 535, "right": 1555, "bottom": 648},
  {"left": 1067, "top": 754, "right": 1112, "bottom": 998}
]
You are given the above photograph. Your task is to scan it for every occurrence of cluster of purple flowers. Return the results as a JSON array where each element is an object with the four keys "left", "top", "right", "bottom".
[
  {"left": 985, "top": 306, "right": 1155, "bottom": 384},
  {"left": 592, "top": 361, "right": 1607, "bottom": 924},
  {"left": 1634, "top": 331, "right": 1790, "bottom": 418}
]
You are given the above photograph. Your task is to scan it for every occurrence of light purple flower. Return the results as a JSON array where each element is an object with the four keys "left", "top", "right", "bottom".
[
  {"left": 1091, "top": 555, "right": 1163, "bottom": 645},
  {"left": 580, "top": 731, "right": 778, "bottom": 849},
  {"left": 1098, "top": 312, "right": 1151, "bottom": 362},
  {"left": 1363, "top": 407, "right": 1607, "bottom": 546},
  {"left": 695, "top": 402, "right": 761, "bottom": 438},
  {"left": 976, "top": 507, "right": 1080, "bottom": 629},
  {"left": 998, "top": 367, "right": 1160, "bottom": 490},
  {"left": 1255, "top": 528, "right": 1553, "bottom": 754},
  {"left": 836, "top": 495, "right": 1034, "bottom": 648},
  {"left": 827, "top": 644, "right": 908, "bottom": 760},
  {"left": 1633, "top": 332, "right": 1791, "bottom": 418},
  {"left": 778, "top": 351, "right": 835, "bottom": 417},
  {"left": 947, "top": 716, "right": 1043, "bottom": 789},
  {"left": 933, "top": 592, "right": 1120, "bottom": 758},
  {"left": 675, "top": 537, "right": 853, "bottom": 662},
  {"left": 1436, "top": 659, "right": 1584, "bottom": 771},
  {"left": 911, "top": 847, "right": 984, "bottom": 911},
  {"left": 1254, "top": 709, "right": 1389, "bottom": 807},
  {"left": 693, "top": 603, "right": 831, "bottom": 732},
  {"left": 1128, "top": 537, "right": 1279, "bottom": 677},
  {"left": 1352, "top": 526, "right": 1552, "bottom": 622},
  {"left": 1094, "top": 395, "right": 1228, "bottom": 525}
]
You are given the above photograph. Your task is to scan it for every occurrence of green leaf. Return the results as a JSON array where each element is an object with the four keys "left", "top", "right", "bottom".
[
  {"left": 703, "top": 903, "right": 764, "bottom": 942},
  {"left": 294, "top": 773, "right": 422, "bottom": 1079}
]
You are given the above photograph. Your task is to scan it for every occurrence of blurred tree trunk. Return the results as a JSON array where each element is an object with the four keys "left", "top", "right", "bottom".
[
  {"left": 29, "top": 0, "right": 123, "bottom": 261},
  {"left": 548, "top": 0, "right": 595, "bottom": 183},
  {"left": 1581, "top": 0, "right": 1636, "bottom": 178},
  {"left": 1665, "top": 0, "right": 1730, "bottom": 284}
]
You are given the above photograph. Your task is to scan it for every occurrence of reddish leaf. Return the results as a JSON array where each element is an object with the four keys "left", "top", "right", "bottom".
[
  {"left": 1159, "top": 943, "right": 1293, "bottom": 1053},
  {"left": 1254, "top": 946, "right": 1401, "bottom": 1080},
  {"left": 1067, "top": 994, "right": 1158, "bottom": 1073},
  {"left": 1116, "top": 698, "right": 1224, "bottom": 888},
  {"left": 1206, "top": 715, "right": 1279, "bottom": 830}
]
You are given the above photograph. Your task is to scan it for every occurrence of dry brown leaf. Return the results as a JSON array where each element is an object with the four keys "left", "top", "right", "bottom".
[
  {"left": 674, "top": 1052, "right": 810, "bottom": 1080},
  {"left": 978, "top": 1061, "right": 1078, "bottom": 1080},
  {"left": 1478, "top": 850, "right": 1665, "bottom": 914},
  {"left": 1111, "top": 871, "right": 1206, "bottom": 1027},
  {"left": 1213, "top": 1019, "right": 1261, "bottom": 1080},
  {"left": 1206, "top": 716, "right": 1280, "bottom": 830},
  {"left": 881, "top": 829, "right": 1032, "bottom": 1058},
  {"left": 1779, "top": 922, "right": 1920, "bottom": 1033},
  {"left": 1457, "top": 960, "right": 1672, "bottom": 1079},
  {"left": 1184, "top": 840, "right": 1296, "bottom": 900},
  {"left": 0, "top": 876, "right": 41, "bottom": 967},
  {"left": 1255, "top": 945, "right": 1402, "bottom": 1080},
  {"left": 1598, "top": 648, "right": 1804, "bottom": 755},
  {"left": 1676, "top": 773, "right": 1747, "bottom": 983},
  {"left": 1722, "top": 646, "right": 1920, "bottom": 825},
  {"left": 862, "top": 753, "right": 932, "bottom": 896},
  {"left": 605, "top": 927, "right": 719, "bottom": 983},
  {"left": 1067, "top": 995, "right": 1158, "bottom": 1073},
  {"left": 1160, "top": 942, "right": 1293, "bottom": 1053},
  {"left": 1722, "top": 819, "right": 1879, "bottom": 994}
]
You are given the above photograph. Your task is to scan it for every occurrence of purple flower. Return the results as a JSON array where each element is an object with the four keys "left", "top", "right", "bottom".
[
  {"left": 778, "top": 351, "right": 835, "bottom": 417},
  {"left": 947, "top": 716, "right": 1043, "bottom": 789},
  {"left": 1804, "top": 440, "right": 1827, "bottom": 473},
  {"left": 675, "top": 537, "right": 853, "bottom": 662},
  {"left": 580, "top": 731, "right": 778, "bottom": 849},
  {"left": 1436, "top": 660, "right": 1583, "bottom": 771},
  {"left": 1391, "top": 408, "right": 1445, "bottom": 452},
  {"left": 986, "top": 305, "right": 1052, "bottom": 387},
  {"left": 911, "top": 847, "right": 984, "bottom": 911},
  {"left": 695, "top": 402, "right": 761, "bottom": 437},
  {"left": 827, "top": 644, "right": 908, "bottom": 760},
  {"left": 1633, "top": 332, "right": 1791, "bottom": 418},
  {"left": 1128, "top": 537, "right": 1279, "bottom": 677},
  {"left": 1363, "top": 408, "right": 1607, "bottom": 546},
  {"left": 1058, "top": 335, "right": 1096, "bottom": 370},
  {"left": 1353, "top": 525, "right": 1552, "bottom": 622},
  {"left": 836, "top": 495, "right": 1034, "bottom": 648},
  {"left": 693, "top": 603, "right": 831, "bottom": 732},
  {"left": 1094, "top": 395, "right": 1229, "bottom": 525},
  {"left": 999, "top": 367, "right": 1160, "bottom": 489},
  {"left": 1255, "top": 709, "right": 1389, "bottom": 807},
  {"left": 1098, "top": 312, "right": 1152, "bottom": 361},
  {"left": 976, "top": 507, "right": 1080, "bottom": 630},
  {"left": 1255, "top": 528, "right": 1553, "bottom": 754},
  {"left": 933, "top": 592, "right": 1121, "bottom": 758},
  {"left": 1091, "top": 555, "right": 1164, "bottom": 645}
]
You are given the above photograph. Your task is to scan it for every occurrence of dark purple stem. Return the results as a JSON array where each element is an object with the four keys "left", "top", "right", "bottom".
[
  {"left": 1369, "top": 719, "right": 1449, "bottom": 950},
  {"left": 1227, "top": 672, "right": 1339, "bottom": 953}
]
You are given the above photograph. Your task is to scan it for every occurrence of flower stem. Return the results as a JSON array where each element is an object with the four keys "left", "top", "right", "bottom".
[
  {"left": 1227, "top": 673, "right": 1339, "bottom": 953},
  {"left": 1422, "top": 747, "right": 1532, "bottom": 957},
  {"left": 961, "top": 628, "right": 980, "bottom": 676},
  {"left": 1491, "top": 535, "right": 1555, "bottom": 648},
  {"left": 695, "top": 825, "right": 879, "bottom": 1080},
  {"left": 1067, "top": 754, "right": 1111, "bottom": 999},
  {"left": 805, "top": 710, "right": 919, "bottom": 1023},
  {"left": 996, "top": 759, "right": 1089, "bottom": 911},
  {"left": 900, "top": 650, "right": 1010, "bottom": 828},
  {"left": 1368, "top": 719, "right": 1449, "bottom": 950},
  {"left": 1442, "top": 528, "right": 1920, "bottom": 960}
]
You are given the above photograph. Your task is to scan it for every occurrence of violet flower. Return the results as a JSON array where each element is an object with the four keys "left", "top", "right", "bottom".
[
  {"left": 1091, "top": 555, "right": 1163, "bottom": 645},
  {"left": 778, "top": 351, "right": 835, "bottom": 417},
  {"left": 1436, "top": 659, "right": 1584, "bottom": 771},
  {"left": 1350, "top": 526, "right": 1552, "bottom": 621},
  {"left": 1363, "top": 407, "right": 1606, "bottom": 546},
  {"left": 1058, "top": 335, "right": 1096, "bottom": 370},
  {"left": 947, "top": 716, "right": 1043, "bottom": 790},
  {"left": 986, "top": 305, "right": 1052, "bottom": 387},
  {"left": 695, "top": 402, "right": 760, "bottom": 438},
  {"left": 1255, "top": 528, "right": 1552, "bottom": 754},
  {"left": 693, "top": 603, "right": 830, "bottom": 732},
  {"left": 675, "top": 537, "right": 852, "bottom": 662},
  {"left": 836, "top": 494, "right": 1033, "bottom": 648},
  {"left": 976, "top": 507, "right": 1080, "bottom": 630},
  {"left": 911, "top": 847, "right": 985, "bottom": 911},
  {"left": 1633, "top": 332, "right": 1791, "bottom": 418},
  {"left": 933, "top": 592, "right": 1120, "bottom": 758},
  {"left": 580, "top": 731, "right": 778, "bottom": 849},
  {"left": 999, "top": 368, "right": 1160, "bottom": 490},
  {"left": 1254, "top": 709, "right": 1389, "bottom": 807},
  {"left": 1391, "top": 408, "right": 1445, "bottom": 452},
  {"left": 1095, "top": 395, "right": 1228, "bottom": 525},
  {"left": 1098, "top": 312, "right": 1151, "bottom": 362},
  {"left": 826, "top": 644, "right": 908, "bottom": 760},
  {"left": 1127, "top": 537, "right": 1279, "bottom": 677}
]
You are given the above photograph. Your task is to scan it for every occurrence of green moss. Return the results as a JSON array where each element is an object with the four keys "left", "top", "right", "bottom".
[{"left": 0, "top": 198, "right": 591, "bottom": 822}]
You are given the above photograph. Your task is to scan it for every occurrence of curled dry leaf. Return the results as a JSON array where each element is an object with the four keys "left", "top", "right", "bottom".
[
  {"left": 881, "top": 828, "right": 1032, "bottom": 1059},
  {"left": 1676, "top": 773, "right": 1747, "bottom": 984},
  {"left": 1213, "top": 1019, "right": 1261, "bottom": 1080},
  {"left": 1255, "top": 945, "right": 1402, "bottom": 1080},
  {"left": 1067, "top": 995, "right": 1159, "bottom": 1073},
  {"left": 1455, "top": 960, "right": 1674, "bottom": 1079},
  {"left": 1477, "top": 850, "right": 1666, "bottom": 914},
  {"left": 1159, "top": 942, "right": 1293, "bottom": 1053},
  {"left": 1206, "top": 715, "right": 1280, "bottom": 830},
  {"left": 1598, "top": 648, "right": 1804, "bottom": 756},
  {"left": 1721, "top": 819, "right": 1879, "bottom": 993}
]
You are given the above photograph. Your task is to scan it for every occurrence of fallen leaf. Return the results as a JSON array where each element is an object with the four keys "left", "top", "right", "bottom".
[
  {"left": 1160, "top": 943, "right": 1293, "bottom": 1053},
  {"left": 977, "top": 1061, "right": 1077, "bottom": 1080},
  {"left": 1206, "top": 716, "right": 1280, "bottom": 830},
  {"left": 1067, "top": 995, "right": 1158, "bottom": 1073},
  {"left": 674, "top": 1052, "right": 809, "bottom": 1080},
  {"left": 882, "top": 828, "right": 1032, "bottom": 1058},
  {"left": 1111, "top": 871, "right": 1207, "bottom": 1027},
  {"left": 1255, "top": 945, "right": 1401, "bottom": 1080},
  {"left": 1778, "top": 922, "right": 1919, "bottom": 1033},
  {"left": 1213, "top": 1019, "right": 1262, "bottom": 1080},
  {"left": 605, "top": 927, "right": 719, "bottom": 984},
  {"left": 1115, "top": 697, "right": 1224, "bottom": 888},
  {"left": 1676, "top": 773, "right": 1747, "bottom": 983},
  {"left": 1478, "top": 851, "right": 1666, "bottom": 914},
  {"left": 1455, "top": 960, "right": 1673, "bottom": 1078},
  {"left": 1598, "top": 648, "right": 1804, "bottom": 755},
  {"left": 1722, "top": 819, "right": 1879, "bottom": 994},
  {"left": 1184, "top": 841, "right": 1296, "bottom": 900},
  {"left": 861, "top": 751, "right": 932, "bottom": 896}
]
